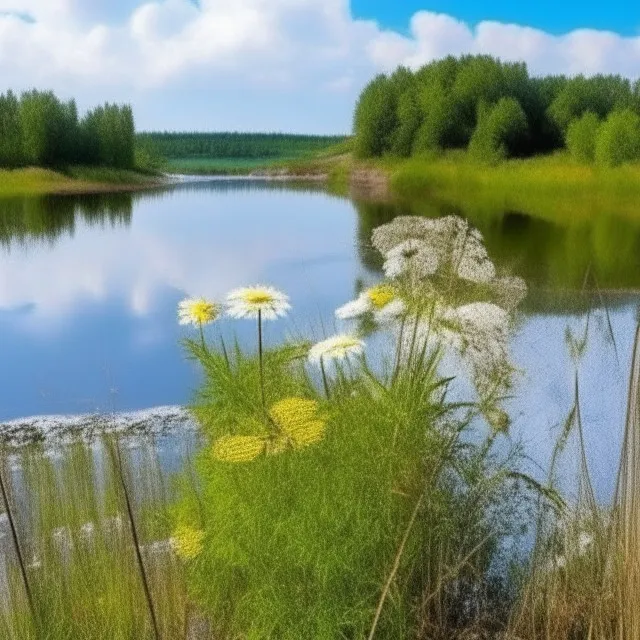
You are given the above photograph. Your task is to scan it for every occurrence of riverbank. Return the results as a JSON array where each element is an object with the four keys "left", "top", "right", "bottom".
[
  {"left": 281, "top": 151, "right": 640, "bottom": 223},
  {"left": 0, "top": 166, "right": 166, "bottom": 196}
]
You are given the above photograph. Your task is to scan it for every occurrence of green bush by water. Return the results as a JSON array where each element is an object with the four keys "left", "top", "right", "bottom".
[{"left": 173, "top": 217, "right": 537, "bottom": 638}]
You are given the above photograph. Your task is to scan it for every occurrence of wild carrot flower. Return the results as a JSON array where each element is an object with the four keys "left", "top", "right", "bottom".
[
  {"left": 336, "top": 284, "right": 405, "bottom": 322},
  {"left": 371, "top": 215, "right": 436, "bottom": 254},
  {"left": 226, "top": 285, "right": 290, "bottom": 320},
  {"left": 383, "top": 239, "right": 439, "bottom": 279},
  {"left": 308, "top": 334, "right": 365, "bottom": 364},
  {"left": 178, "top": 297, "right": 219, "bottom": 326},
  {"left": 171, "top": 525, "right": 205, "bottom": 561}
]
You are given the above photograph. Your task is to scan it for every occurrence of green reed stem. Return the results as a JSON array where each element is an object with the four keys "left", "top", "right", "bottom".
[
  {"left": 320, "top": 356, "right": 331, "bottom": 399},
  {"left": 258, "top": 309, "right": 266, "bottom": 415},
  {"left": 391, "top": 315, "right": 406, "bottom": 385},
  {"left": 109, "top": 437, "right": 161, "bottom": 640},
  {"left": 0, "top": 457, "right": 36, "bottom": 625}
]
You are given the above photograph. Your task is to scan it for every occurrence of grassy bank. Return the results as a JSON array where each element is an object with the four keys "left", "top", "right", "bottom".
[
  {"left": 0, "top": 167, "right": 163, "bottom": 197},
  {"left": 384, "top": 152, "right": 640, "bottom": 224},
  {"left": 287, "top": 150, "right": 640, "bottom": 223}
]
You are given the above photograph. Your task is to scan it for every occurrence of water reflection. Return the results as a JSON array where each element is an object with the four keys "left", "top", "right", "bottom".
[
  {"left": 354, "top": 198, "right": 640, "bottom": 291},
  {"left": 0, "top": 182, "right": 638, "bottom": 500}
]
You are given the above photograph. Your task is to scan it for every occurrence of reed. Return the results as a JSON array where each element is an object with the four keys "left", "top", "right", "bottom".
[{"left": 0, "top": 436, "right": 192, "bottom": 639}]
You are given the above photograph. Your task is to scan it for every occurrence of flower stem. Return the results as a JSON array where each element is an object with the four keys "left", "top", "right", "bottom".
[
  {"left": 0, "top": 457, "right": 36, "bottom": 625},
  {"left": 258, "top": 310, "right": 266, "bottom": 414},
  {"left": 320, "top": 356, "right": 331, "bottom": 399},
  {"left": 198, "top": 321, "right": 206, "bottom": 351}
]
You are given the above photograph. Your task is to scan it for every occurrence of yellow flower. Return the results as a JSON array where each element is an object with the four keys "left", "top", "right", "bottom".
[
  {"left": 178, "top": 297, "right": 219, "bottom": 326},
  {"left": 212, "top": 435, "right": 266, "bottom": 462},
  {"left": 172, "top": 525, "right": 205, "bottom": 561},
  {"left": 367, "top": 284, "right": 395, "bottom": 310},
  {"left": 211, "top": 398, "right": 326, "bottom": 464},
  {"left": 269, "top": 398, "right": 326, "bottom": 449}
]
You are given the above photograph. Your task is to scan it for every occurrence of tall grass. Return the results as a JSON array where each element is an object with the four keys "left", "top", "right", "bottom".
[
  {"left": 0, "top": 436, "right": 192, "bottom": 639},
  {"left": 386, "top": 152, "right": 640, "bottom": 225},
  {"left": 511, "top": 321, "right": 640, "bottom": 639}
]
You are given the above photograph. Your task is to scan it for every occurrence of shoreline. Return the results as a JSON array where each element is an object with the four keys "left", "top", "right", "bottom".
[
  {"left": 0, "top": 166, "right": 170, "bottom": 197},
  {"left": 0, "top": 406, "right": 198, "bottom": 448}
]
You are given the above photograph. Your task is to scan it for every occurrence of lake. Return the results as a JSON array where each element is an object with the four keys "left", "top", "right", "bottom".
[{"left": 1, "top": 178, "right": 639, "bottom": 499}]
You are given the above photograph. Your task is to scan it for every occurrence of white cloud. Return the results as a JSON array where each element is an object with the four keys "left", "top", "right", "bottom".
[
  {"left": 373, "top": 11, "right": 640, "bottom": 80},
  {"left": 0, "top": 2, "right": 639, "bottom": 131}
]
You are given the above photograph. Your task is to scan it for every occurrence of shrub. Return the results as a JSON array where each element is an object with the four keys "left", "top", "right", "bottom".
[
  {"left": 469, "top": 97, "right": 529, "bottom": 163},
  {"left": 595, "top": 108, "right": 640, "bottom": 167},
  {"left": 566, "top": 111, "right": 601, "bottom": 163}
]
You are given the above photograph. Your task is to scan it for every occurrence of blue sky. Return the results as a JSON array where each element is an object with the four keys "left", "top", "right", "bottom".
[
  {"left": 0, "top": 0, "right": 638, "bottom": 133},
  {"left": 352, "top": 0, "right": 640, "bottom": 36}
]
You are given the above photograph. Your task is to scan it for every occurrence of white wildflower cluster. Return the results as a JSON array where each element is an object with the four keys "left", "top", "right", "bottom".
[
  {"left": 372, "top": 215, "right": 497, "bottom": 285},
  {"left": 441, "top": 302, "right": 513, "bottom": 397},
  {"left": 372, "top": 215, "right": 529, "bottom": 428}
]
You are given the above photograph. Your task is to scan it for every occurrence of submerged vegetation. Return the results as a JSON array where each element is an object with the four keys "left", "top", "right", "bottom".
[{"left": 354, "top": 55, "right": 640, "bottom": 167}]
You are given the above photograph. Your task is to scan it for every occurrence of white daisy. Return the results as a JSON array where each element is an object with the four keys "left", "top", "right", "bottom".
[
  {"left": 335, "top": 284, "right": 405, "bottom": 322},
  {"left": 226, "top": 285, "right": 290, "bottom": 320},
  {"left": 178, "top": 297, "right": 220, "bottom": 326},
  {"left": 308, "top": 334, "right": 365, "bottom": 364}
]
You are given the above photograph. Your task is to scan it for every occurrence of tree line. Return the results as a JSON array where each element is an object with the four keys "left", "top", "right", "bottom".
[
  {"left": 137, "top": 132, "right": 347, "bottom": 159},
  {"left": 353, "top": 55, "right": 640, "bottom": 166},
  {"left": 0, "top": 89, "right": 135, "bottom": 169}
]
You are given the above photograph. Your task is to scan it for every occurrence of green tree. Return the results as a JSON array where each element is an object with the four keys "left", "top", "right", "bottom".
[
  {"left": 566, "top": 112, "right": 601, "bottom": 163},
  {"left": 469, "top": 97, "right": 529, "bottom": 163},
  {"left": 0, "top": 90, "right": 23, "bottom": 167},
  {"left": 390, "top": 89, "right": 421, "bottom": 157},
  {"left": 595, "top": 108, "right": 640, "bottom": 167},
  {"left": 353, "top": 75, "right": 398, "bottom": 157}
]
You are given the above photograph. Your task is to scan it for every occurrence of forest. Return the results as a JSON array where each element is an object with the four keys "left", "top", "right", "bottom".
[
  {"left": 136, "top": 132, "right": 347, "bottom": 159},
  {"left": 354, "top": 54, "right": 640, "bottom": 166},
  {"left": 0, "top": 89, "right": 135, "bottom": 169}
]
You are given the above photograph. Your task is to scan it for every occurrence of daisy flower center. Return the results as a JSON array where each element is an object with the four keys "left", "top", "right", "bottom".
[
  {"left": 190, "top": 301, "right": 217, "bottom": 323},
  {"left": 243, "top": 291, "right": 275, "bottom": 305},
  {"left": 367, "top": 285, "right": 395, "bottom": 310}
]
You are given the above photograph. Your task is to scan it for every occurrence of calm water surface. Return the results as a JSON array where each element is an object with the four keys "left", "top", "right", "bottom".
[{"left": 1, "top": 179, "right": 639, "bottom": 498}]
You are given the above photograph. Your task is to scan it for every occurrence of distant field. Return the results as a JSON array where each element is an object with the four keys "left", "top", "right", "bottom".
[
  {"left": 164, "top": 156, "right": 291, "bottom": 174},
  {"left": 138, "top": 131, "right": 351, "bottom": 174}
]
